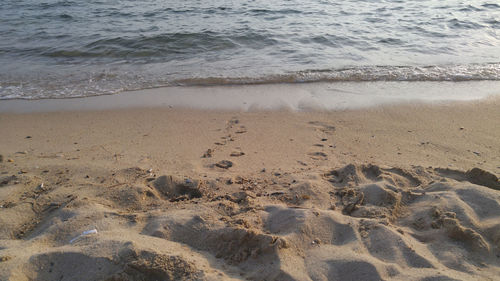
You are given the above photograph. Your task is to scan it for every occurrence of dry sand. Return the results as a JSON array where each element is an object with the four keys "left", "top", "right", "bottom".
[{"left": 0, "top": 97, "right": 499, "bottom": 280}]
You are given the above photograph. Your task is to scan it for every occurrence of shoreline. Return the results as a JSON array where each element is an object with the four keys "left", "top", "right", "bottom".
[{"left": 1, "top": 80, "right": 500, "bottom": 113}]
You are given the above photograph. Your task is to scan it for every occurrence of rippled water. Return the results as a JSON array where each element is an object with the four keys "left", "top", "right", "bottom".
[{"left": 1, "top": 0, "right": 500, "bottom": 99}]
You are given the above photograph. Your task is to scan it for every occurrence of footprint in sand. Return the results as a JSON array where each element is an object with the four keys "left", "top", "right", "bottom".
[
  {"left": 306, "top": 121, "right": 336, "bottom": 161},
  {"left": 308, "top": 121, "right": 336, "bottom": 135},
  {"left": 235, "top": 125, "right": 247, "bottom": 134},
  {"left": 202, "top": 117, "right": 248, "bottom": 161},
  {"left": 308, "top": 151, "right": 328, "bottom": 160},
  {"left": 227, "top": 117, "right": 239, "bottom": 127},
  {"left": 202, "top": 149, "right": 213, "bottom": 158},
  {"left": 230, "top": 151, "right": 245, "bottom": 157}
]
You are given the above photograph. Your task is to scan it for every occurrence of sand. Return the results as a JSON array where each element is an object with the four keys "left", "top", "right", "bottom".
[{"left": 0, "top": 96, "right": 499, "bottom": 280}]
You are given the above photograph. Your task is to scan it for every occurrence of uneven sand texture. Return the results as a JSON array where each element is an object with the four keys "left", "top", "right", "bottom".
[{"left": 0, "top": 99, "right": 499, "bottom": 280}]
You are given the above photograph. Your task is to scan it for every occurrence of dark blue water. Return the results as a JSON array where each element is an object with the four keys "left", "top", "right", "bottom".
[{"left": 1, "top": 0, "right": 500, "bottom": 99}]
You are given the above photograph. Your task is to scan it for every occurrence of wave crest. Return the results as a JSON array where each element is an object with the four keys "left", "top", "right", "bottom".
[{"left": 1, "top": 63, "right": 500, "bottom": 100}]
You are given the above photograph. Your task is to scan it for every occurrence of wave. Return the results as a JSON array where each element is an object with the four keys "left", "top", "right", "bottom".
[
  {"left": 3, "top": 31, "right": 280, "bottom": 62},
  {"left": 1, "top": 63, "right": 500, "bottom": 100},
  {"left": 173, "top": 64, "right": 500, "bottom": 85}
]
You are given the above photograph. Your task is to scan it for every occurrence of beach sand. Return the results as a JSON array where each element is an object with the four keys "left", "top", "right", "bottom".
[{"left": 0, "top": 96, "right": 499, "bottom": 280}]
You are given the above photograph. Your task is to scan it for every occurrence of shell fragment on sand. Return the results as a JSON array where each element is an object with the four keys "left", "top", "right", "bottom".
[{"left": 69, "top": 229, "right": 98, "bottom": 244}]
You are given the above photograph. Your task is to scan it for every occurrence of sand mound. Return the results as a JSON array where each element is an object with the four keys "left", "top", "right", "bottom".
[{"left": 1, "top": 164, "right": 499, "bottom": 280}]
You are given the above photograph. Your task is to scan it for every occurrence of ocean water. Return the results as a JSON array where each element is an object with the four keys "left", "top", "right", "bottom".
[{"left": 1, "top": 0, "right": 500, "bottom": 99}]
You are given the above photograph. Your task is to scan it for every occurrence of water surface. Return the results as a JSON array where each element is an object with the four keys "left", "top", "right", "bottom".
[{"left": 1, "top": 0, "right": 500, "bottom": 99}]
